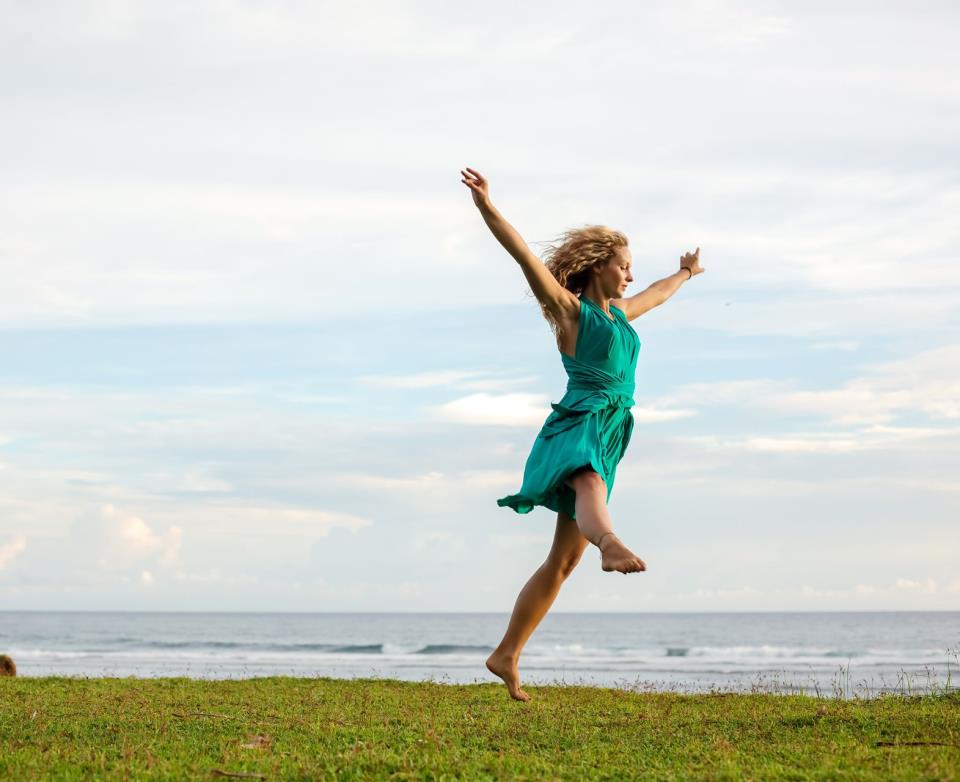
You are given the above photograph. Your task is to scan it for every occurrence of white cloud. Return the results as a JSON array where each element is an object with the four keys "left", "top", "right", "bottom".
[
  {"left": 356, "top": 369, "right": 538, "bottom": 393},
  {"left": 431, "top": 392, "right": 550, "bottom": 426},
  {"left": 655, "top": 379, "right": 791, "bottom": 408},
  {"left": 648, "top": 578, "right": 954, "bottom": 608},
  {"left": 687, "top": 585, "right": 762, "bottom": 600},
  {"left": 656, "top": 344, "right": 960, "bottom": 428},
  {"left": 667, "top": 425, "right": 960, "bottom": 455},
  {"left": 333, "top": 471, "right": 446, "bottom": 491},
  {"left": 98, "top": 504, "right": 182, "bottom": 568},
  {"left": 255, "top": 468, "right": 522, "bottom": 495},
  {"left": 799, "top": 578, "right": 945, "bottom": 600},
  {"left": 0, "top": 534, "right": 27, "bottom": 570},
  {"left": 358, "top": 369, "right": 491, "bottom": 389},
  {"left": 185, "top": 506, "right": 374, "bottom": 539},
  {"left": 894, "top": 577, "right": 938, "bottom": 594},
  {"left": 652, "top": 291, "right": 959, "bottom": 339}
]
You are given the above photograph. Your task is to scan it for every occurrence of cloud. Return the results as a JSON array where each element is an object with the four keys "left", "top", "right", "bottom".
[
  {"left": 799, "top": 578, "right": 945, "bottom": 600},
  {"left": 688, "top": 585, "right": 762, "bottom": 600},
  {"left": 894, "top": 577, "right": 938, "bottom": 594},
  {"left": 358, "top": 369, "right": 492, "bottom": 389},
  {"left": 327, "top": 471, "right": 446, "bottom": 491},
  {"left": 753, "top": 350, "right": 960, "bottom": 426},
  {"left": 93, "top": 503, "right": 182, "bottom": 568},
  {"left": 256, "top": 468, "right": 522, "bottom": 496},
  {"left": 177, "top": 506, "right": 374, "bottom": 539},
  {"left": 431, "top": 392, "right": 550, "bottom": 426},
  {"left": 0, "top": 534, "right": 27, "bottom": 570},
  {"left": 663, "top": 578, "right": 953, "bottom": 608},
  {"left": 656, "top": 344, "right": 960, "bottom": 429},
  {"left": 357, "top": 369, "right": 539, "bottom": 393},
  {"left": 667, "top": 424, "right": 960, "bottom": 455}
]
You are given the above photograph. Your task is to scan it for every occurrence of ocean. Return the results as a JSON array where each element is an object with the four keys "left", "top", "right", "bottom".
[{"left": 2, "top": 611, "right": 957, "bottom": 696}]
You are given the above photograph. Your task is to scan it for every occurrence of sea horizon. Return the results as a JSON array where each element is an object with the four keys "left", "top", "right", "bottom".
[
  {"left": 3, "top": 610, "right": 957, "bottom": 697},
  {"left": 4, "top": 609, "right": 957, "bottom": 614}
]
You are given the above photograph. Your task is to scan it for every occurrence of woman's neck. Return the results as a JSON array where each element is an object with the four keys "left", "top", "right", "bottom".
[{"left": 581, "top": 289, "right": 612, "bottom": 316}]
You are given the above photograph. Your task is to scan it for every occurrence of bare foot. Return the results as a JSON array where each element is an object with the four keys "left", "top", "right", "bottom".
[
  {"left": 485, "top": 651, "right": 530, "bottom": 701},
  {"left": 597, "top": 533, "right": 646, "bottom": 574}
]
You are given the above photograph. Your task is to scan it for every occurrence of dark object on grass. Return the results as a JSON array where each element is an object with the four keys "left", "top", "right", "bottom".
[{"left": 0, "top": 654, "right": 15, "bottom": 676}]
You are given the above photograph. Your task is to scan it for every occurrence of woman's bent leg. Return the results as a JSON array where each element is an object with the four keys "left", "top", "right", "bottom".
[
  {"left": 566, "top": 467, "right": 647, "bottom": 574},
  {"left": 563, "top": 466, "right": 614, "bottom": 547}
]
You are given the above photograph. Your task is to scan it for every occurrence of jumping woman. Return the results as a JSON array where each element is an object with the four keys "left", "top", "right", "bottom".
[{"left": 460, "top": 166, "right": 704, "bottom": 701}]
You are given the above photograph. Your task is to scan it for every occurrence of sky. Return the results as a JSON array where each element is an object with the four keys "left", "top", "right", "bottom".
[{"left": 0, "top": 0, "right": 958, "bottom": 612}]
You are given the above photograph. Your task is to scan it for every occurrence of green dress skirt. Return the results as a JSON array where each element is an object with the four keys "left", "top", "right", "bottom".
[{"left": 497, "top": 295, "right": 641, "bottom": 520}]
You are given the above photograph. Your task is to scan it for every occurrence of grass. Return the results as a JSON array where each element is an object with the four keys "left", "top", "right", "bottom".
[{"left": 1, "top": 676, "right": 958, "bottom": 780}]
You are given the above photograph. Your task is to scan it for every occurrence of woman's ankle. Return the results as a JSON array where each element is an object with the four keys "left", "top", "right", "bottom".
[{"left": 595, "top": 531, "right": 618, "bottom": 551}]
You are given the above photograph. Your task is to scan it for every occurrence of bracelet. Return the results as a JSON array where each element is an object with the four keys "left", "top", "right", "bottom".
[{"left": 680, "top": 266, "right": 692, "bottom": 280}]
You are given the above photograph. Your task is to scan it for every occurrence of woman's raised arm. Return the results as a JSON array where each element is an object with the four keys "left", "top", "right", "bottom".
[{"left": 461, "top": 167, "right": 579, "bottom": 321}]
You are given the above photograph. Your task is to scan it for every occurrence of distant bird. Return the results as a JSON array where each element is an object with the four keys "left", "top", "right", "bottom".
[{"left": 0, "top": 654, "right": 15, "bottom": 676}]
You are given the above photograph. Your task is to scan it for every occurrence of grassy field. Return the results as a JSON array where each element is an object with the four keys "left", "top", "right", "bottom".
[{"left": 1, "top": 676, "right": 958, "bottom": 781}]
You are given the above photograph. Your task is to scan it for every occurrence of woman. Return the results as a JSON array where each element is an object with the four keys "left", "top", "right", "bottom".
[{"left": 461, "top": 166, "right": 704, "bottom": 701}]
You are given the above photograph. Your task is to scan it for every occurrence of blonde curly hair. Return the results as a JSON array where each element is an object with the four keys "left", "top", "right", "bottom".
[{"left": 532, "top": 224, "right": 629, "bottom": 343}]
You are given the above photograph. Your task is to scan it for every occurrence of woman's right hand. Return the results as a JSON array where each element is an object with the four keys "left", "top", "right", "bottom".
[
  {"left": 461, "top": 167, "right": 491, "bottom": 210},
  {"left": 680, "top": 247, "right": 704, "bottom": 277}
]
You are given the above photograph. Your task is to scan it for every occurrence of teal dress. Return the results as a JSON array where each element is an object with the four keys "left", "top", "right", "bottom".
[{"left": 497, "top": 295, "right": 641, "bottom": 519}]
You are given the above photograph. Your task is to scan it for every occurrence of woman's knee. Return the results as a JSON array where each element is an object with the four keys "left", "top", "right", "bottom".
[
  {"left": 548, "top": 546, "right": 587, "bottom": 578},
  {"left": 565, "top": 466, "right": 605, "bottom": 493},
  {"left": 549, "top": 511, "right": 590, "bottom": 576}
]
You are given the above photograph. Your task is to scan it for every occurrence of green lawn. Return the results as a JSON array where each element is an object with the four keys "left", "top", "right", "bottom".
[{"left": 1, "top": 676, "right": 958, "bottom": 780}]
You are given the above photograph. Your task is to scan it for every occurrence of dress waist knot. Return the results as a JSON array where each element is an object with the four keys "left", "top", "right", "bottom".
[{"left": 566, "top": 378, "right": 635, "bottom": 400}]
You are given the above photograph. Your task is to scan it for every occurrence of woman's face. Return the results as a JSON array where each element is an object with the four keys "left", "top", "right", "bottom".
[{"left": 595, "top": 247, "right": 634, "bottom": 297}]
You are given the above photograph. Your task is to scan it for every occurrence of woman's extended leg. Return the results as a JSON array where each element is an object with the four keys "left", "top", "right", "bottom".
[
  {"left": 565, "top": 467, "right": 646, "bottom": 574},
  {"left": 485, "top": 511, "right": 589, "bottom": 701}
]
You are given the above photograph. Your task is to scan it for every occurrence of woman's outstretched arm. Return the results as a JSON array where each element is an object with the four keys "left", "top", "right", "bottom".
[
  {"left": 461, "top": 167, "right": 578, "bottom": 321},
  {"left": 655, "top": 248, "right": 704, "bottom": 304},
  {"left": 613, "top": 249, "right": 703, "bottom": 320}
]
